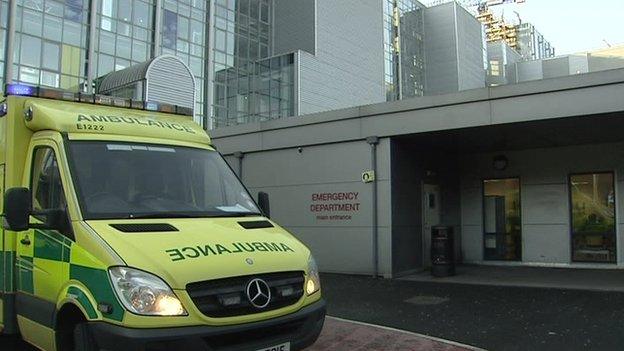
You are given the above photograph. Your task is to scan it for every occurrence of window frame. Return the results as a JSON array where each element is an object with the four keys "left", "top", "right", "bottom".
[
  {"left": 568, "top": 171, "right": 617, "bottom": 264},
  {"left": 29, "top": 144, "right": 73, "bottom": 239},
  {"left": 481, "top": 176, "right": 522, "bottom": 262}
]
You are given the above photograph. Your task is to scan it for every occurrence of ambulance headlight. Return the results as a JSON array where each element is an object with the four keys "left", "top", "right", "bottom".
[
  {"left": 108, "top": 267, "right": 187, "bottom": 316},
  {"left": 306, "top": 256, "right": 321, "bottom": 295}
]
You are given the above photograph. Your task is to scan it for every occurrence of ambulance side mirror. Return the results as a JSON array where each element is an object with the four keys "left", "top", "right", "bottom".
[
  {"left": 258, "top": 191, "right": 270, "bottom": 218},
  {"left": 4, "top": 187, "right": 31, "bottom": 232}
]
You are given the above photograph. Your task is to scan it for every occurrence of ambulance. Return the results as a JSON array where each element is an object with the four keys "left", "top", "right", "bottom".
[{"left": 0, "top": 84, "right": 325, "bottom": 351}]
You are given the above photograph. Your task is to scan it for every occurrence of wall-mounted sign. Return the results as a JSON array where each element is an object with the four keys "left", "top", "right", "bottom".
[
  {"left": 362, "top": 170, "right": 375, "bottom": 183},
  {"left": 310, "top": 192, "right": 361, "bottom": 221}
]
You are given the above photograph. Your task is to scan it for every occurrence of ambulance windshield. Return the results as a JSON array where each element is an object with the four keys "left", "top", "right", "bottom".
[{"left": 67, "top": 141, "right": 261, "bottom": 220}]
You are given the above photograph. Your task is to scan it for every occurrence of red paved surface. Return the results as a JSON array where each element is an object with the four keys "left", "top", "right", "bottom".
[{"left": 306, "top": 317, "right": 480, "bottom": 351}]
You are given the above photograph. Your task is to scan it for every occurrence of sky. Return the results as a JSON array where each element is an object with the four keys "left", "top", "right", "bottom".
[{"left": 487, "top": 0, "right": 624, "bottom": 55}]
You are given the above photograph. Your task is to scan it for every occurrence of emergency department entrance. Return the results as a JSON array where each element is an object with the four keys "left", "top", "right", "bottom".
[
  {"left": 390, "top": 112, "right": 624, "bottom": 275},
  {"left": 213, "top": 69, "right": 624, "bottom": 278}
]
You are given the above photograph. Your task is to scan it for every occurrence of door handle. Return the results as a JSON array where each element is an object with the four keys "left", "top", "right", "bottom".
[{"left": 20, "top": 236, "right": 31, "bottom": 246}]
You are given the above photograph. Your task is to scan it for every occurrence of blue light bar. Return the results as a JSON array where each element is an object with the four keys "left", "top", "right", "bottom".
[
  {"left": 5, "top": 84, "right": 37, "bottom": 97},
  {"left": 3, "top": 84, "right": 193, "bottom": 116}
]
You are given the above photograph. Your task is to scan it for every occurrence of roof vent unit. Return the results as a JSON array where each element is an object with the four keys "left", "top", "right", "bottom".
[{"left": 96, "top": 55, "right": 196, "bottom": 119}]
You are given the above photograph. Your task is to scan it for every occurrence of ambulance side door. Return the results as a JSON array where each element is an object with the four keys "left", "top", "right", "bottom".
[{"left": 16, "top": 141, "right": 73, "bottom": 349}]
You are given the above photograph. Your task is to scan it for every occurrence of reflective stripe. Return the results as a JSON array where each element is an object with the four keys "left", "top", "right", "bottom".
[
  {"left": 0, "top": 251, "right": 14, "bottom": 292},
  {"left": 70, "top": 265, "right": 124, "bottom": 322},
  {"left": 67, "top": 287, "right": 98, "bottom": 319},
  {"left": 34, "top": 230, "right": 72, "bottom": 263},
  {"left": 16, "top": 256, "right": 34, "bottom": 294}
]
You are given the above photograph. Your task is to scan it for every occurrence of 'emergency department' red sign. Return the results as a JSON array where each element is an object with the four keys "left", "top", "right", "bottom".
[{"left": 310, "top": 192, "right": 360, "bottom": 221}]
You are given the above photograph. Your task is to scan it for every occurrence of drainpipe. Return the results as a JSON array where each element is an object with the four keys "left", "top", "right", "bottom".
[
  {"left": 233, "top": 151, "right": 244, "bottom": 179},
  {"left": 366, "top": 136, "right": 380, "bottom": 278},
  {"left": 4, "top": 0, "right": 17, "bottom": 84}
]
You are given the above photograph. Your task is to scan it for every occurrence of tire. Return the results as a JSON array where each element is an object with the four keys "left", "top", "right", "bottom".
[
  {"left": 73, "top": 323, "right": 98, "bottom": 351},
  {"left": 0, "top": 333, "right": 37, "bottom": 351}
]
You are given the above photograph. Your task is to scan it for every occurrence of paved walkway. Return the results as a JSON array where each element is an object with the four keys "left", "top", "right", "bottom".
[
  {"left": 307, "top": 317, "right": 481, "bottom": 351},
  {"left": 400, "top": 265, "right": 624, "bottom": 292},
  {"left": 321, "top": 273, "right": 624, "bottom": 351}
]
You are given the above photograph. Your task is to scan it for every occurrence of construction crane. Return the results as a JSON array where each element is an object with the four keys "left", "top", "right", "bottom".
[
  {"left": 426, "top": 0, "right": 525, "bottom": 14},
  {"left": 425, "top": 0, "right": 527, "bottom": 49}
]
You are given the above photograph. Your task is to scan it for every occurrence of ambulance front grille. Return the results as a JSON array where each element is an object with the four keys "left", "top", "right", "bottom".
[{"left": 186, "top": 271, "right": 305, "bottom": 318}]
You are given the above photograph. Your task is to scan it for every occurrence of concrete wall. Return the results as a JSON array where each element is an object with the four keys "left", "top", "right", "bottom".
[
  {"left": 542, "top": 57, "right": 571, "bottom": 79},
  {"left": 297, "top": 0, "right": 385, "bottom": 116},
  {"left": 424, "top": 3, "right": 459, "bottom": 95},
  {"left": 507, "top": 47, "right": 624, "bottom": 84},
  {"left": 487, "top": 41, "right": 521, "bottom": 86},
  {"left": 515, "top": 60, "right": 543, "bottom": 82},
  {"left": 589, "top": 56, "right": 624, "bottom": 73},
  {"left": 460, "top": 142, "right": 624, "bottom": 266},
  {"left": 569, "top": 54, "right": 590, "bottom": 75},
  {"left": 454, "top": 4, "right": 485, "bottom": 92},
  {"left": 424, "top": 2, "right": 484, "bottom": 95},
  {"left": 226, "top": 138, "right": 393, "bottom": 277},
  {"left": 273, "top": 0, "right": 316, "bottom": 56}
]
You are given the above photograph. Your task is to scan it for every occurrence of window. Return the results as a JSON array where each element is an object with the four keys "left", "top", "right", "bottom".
[
  {"left": 483, "top": 178, "right": 521, "bottom": 261},
  {"left": 570, "top": 173, "right": 616, "bottom": 263},
  {"left": 490, "top": 60, "right": 501, "bottom": 76},
  {"left": 67, "top": 141, "right": 260, "bottom": 219},
  {"left": 20, "top": 35, "right": 41, "bottom": 67},
  {"left": 42, "top": 42, "right": 60, "bottom": 71},
  {"left": 162, "top": 9, "right": 177, "bottom": 50},
  {"left": 31, "top": 147, "right": 66, "bottom": 215}
]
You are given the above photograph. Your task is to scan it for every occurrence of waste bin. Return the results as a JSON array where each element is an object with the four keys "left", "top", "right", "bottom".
[{"left": 431, "top": 226, "right": 455, "bottom": 277}]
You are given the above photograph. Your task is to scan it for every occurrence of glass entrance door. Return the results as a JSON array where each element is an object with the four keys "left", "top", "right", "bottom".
[
  {"left": 570, "top": 172, "right": 616, "bottom": 263},
  {"left": 483, "top": 178, "right": 521, "bottom": 261}
]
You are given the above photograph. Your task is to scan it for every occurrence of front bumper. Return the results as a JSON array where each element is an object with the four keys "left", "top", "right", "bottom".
[{"left": 88, "top": 299, "right": 326, "bottom": 351}]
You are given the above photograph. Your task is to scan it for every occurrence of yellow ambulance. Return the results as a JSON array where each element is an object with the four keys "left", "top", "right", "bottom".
[{"left": 0, "top": 84, "right": 325, "bottom": 351}]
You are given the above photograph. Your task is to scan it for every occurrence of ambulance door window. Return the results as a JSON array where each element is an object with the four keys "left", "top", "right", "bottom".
[{"left": 31, "top": 147, "right": 70, "bottom": 236}]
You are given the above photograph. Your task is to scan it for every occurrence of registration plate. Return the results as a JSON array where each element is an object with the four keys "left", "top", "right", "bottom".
[{"left": 256, "top": 342, "right": 290, "bottom": 351}]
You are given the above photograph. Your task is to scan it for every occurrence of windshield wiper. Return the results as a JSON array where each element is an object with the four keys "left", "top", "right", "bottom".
[
  {"left": 126, "top": 212, "right": 199, "bottom": 219},
  {"left": 212, "top": 211, "right": 264, "bottom": 217},
  {"left": 126, "top": 211, "right": 263, "bottom": 219}
]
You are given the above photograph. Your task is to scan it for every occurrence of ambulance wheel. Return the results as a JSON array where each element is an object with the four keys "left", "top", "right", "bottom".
[{"left": 73, "top": 323, "right": 97, "bottom": 351}]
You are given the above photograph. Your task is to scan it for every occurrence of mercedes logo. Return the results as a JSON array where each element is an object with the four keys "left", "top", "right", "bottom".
[{"left": 246, "top": 278, "right": 271, "bottom": 309}]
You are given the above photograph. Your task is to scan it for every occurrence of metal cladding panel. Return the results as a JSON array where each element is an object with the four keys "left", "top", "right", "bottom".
[
  {"left": 542, "top": 57, "right": 571, "bottom": 79},
  {"left": 273, "top": 0, "right": 316, "bottom": 55},
  {"left": 146, "top": 56, "right": 195, "bottom": 109},
  {"left": 297, "top": 0, "right": 385, "bottom": 116},
  {"left": 424, "top": 3, "right": 460, "bottom": 94},
  {"left": 98, "top": 60, "right": 152, "bottom": 93},
  {"left": 454, "top": 4, "right": 486, "bottom": 92},
  {"left": 98, "top": 55, "right": 195, "bottom": 110}
]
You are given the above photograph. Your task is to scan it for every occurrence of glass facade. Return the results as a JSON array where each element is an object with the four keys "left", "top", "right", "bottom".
[
  {"left": 160, "top": 0, "right": 207, "bottom": 118},
  {"left": 0, "top": 0, "right": 7, "bottom": 88},
  {"left": 399, "top": 5, "right": 425, "bottom": 98},
  {"left": 13, "top": 0, "right": 89, "bottom": 90},
  {"left": 570, "top": 173, "right": 616, "bottom": 263},
  {"left": 516, "top": 23, "right": 555, "bottom": 61},
  {"left": 211, "top": 0, "right": 277, "bottom": 127},
  {"left": 483, "top": 178, "right": 521, "bottom": 261},
  {"left": 383, "top": 0, "right": 425, "bottom": 101},
  {"left": 214, "top": 52, "right": 294, "bottom": 126},
  {"left": 95, "top": 0, "right": 154, "bottom": 76},
  {"left": 1, "top": 0, "right": 209, "bottom": 123}
]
